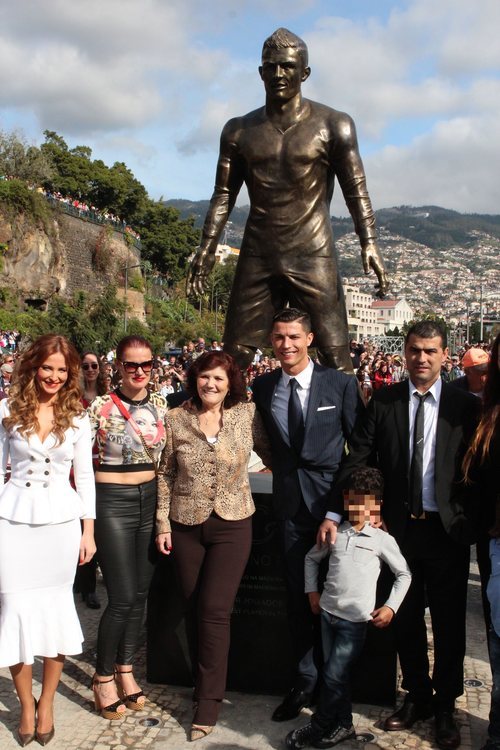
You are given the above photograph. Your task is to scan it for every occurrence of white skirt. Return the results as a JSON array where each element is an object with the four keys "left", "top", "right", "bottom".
[{"left": 0, "top": 516, "right": 84, "bottom": 668}]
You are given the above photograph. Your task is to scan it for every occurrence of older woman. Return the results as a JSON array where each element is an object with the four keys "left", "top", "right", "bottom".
[
  {"left": 0, "top": 335, "right": 95, "bottom": 746},
  {"left": 88, "top": 335, "right": 168, "bottom": 719},
  {"left": 156, "top": 351, "right": 271, "bottom": 742}
]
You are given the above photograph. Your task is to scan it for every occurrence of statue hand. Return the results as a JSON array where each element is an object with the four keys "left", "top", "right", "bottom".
[
  {"left": 361, "top": 239, "right": 389, "bottom": 298},
  {"left": 186, "top": 247, "right": 216, "bottom": 297}
]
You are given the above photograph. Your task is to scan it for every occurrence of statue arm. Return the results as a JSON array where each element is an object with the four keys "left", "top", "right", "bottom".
[
  {"left": 332, "top": 114, "right": 389, "bottom": 297},
  {"left": 186, "top": 121, "right": 245, "bottom": 297}
]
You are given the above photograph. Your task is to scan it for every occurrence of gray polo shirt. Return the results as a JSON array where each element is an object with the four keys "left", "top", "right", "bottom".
[{"left": 305, "top": 522, "right": 411, "bottom": 623}]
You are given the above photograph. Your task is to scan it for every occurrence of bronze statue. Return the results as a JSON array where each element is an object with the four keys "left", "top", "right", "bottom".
[{"left": 187, "top": 28, "right": 388, "bottom": 371}]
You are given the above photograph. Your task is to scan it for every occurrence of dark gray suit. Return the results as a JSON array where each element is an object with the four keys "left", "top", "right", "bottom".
[
  {"left": 252, "top": 363, "right": 361, "bottom": 690},
  {"left": 328, "top": 380, "right": 479, "bottom": 708}
]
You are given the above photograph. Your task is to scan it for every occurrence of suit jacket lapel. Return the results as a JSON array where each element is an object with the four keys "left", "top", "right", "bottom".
[
  {"left": 260, "top": 369, "right": 289, "bottom": 444},
  {"left": 435, "top": 384, "right": 454, "bottom": 475},
  {"left": 393, "top": 381, "right": 410, "bottom": 474}
]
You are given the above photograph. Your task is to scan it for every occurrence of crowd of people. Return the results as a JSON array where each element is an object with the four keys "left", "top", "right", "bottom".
[
  {"left": 1, "top": 174, "right": 141, "bottom": 242},
  {"left": 0, "top": 319, "right": 499, "bottom": 750},
  {"left": 41, "top": 190, "right": 142, "bottom": 243}
]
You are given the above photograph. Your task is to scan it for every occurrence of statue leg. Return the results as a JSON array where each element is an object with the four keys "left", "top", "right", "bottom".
[
  {"left": 223, "top": 342, "right": 257, "bottom": 371},
  {"left": 223, "top": 255, "right": 281, "bottom": 370},
  {"left": 317, "top": 345, "right": 354, "bottom": 373},
  {"left": 284, "top": 256, "right": 352, "bottom": 371}
]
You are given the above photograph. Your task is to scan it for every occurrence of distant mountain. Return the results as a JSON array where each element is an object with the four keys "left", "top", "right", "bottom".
[
  {"left": 165, "top": 200, "right": 500, "bottom": 250},
  {"left": 164, "top": 200, "right": 500, "bottom": 319}
]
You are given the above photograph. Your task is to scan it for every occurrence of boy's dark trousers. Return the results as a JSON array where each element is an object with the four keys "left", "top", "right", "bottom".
[{"left": 310, "top": 610, "right": 367, "bottom": 734}]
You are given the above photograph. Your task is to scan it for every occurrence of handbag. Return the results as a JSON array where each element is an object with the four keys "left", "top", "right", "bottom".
[{"left": 109, "top": 392, "right": 158, "bottom": 472}]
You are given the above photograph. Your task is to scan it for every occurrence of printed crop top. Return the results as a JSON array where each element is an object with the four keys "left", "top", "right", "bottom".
[{"left": 88, "top": 390, "right": 168, "bottom": 472}]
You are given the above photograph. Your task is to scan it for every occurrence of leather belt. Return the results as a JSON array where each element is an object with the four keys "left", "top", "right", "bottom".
[{"left": 410, "top": 511, "right": 440, "bottom": 520}]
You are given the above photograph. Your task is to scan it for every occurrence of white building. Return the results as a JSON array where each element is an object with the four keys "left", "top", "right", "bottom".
[
  {"left": 214, "top": 244, "right": 239, "bottom": 264},
  {"left": 371, "top": 298, "right": 413, "bottom": 331},
  {"left": 342, "top": 284, "right": 386, "bottom": 338}
]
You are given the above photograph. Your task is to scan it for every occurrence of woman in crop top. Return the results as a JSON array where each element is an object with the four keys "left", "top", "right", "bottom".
[{"left": 88, "top": 335, "right": 167, "bottom": 719}]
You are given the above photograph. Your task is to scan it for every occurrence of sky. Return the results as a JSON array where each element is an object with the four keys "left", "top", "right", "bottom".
[{"left": 1, "top": 0, "right": 499, "bottom": 217}]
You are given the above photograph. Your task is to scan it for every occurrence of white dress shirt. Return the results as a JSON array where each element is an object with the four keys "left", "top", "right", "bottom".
[
  {"left": 271, "top": 358, "right": 314, "bottom": 444},
  {"left": 408, "top": 377, "right": 441, "bottom": 512}
]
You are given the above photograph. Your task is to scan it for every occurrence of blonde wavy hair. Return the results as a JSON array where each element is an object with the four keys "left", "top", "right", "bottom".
[{"left": 3, "top": 334, "right": 84, "bottom": 443}]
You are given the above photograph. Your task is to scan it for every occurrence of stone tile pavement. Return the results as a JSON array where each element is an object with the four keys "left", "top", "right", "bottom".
[{"left": 0, "top": 555, "right": 491, "bottom": 749}]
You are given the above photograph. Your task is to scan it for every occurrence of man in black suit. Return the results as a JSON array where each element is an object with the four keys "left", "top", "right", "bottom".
[
  {"left": 318, "top": 320, "right": 479, "bottom": 749},
  {"left": 252, "top": 308, "right": 361, "bottom": 721}
]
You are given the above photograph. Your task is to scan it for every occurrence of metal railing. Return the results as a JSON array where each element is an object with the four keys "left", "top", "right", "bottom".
[{"left": 45, "top": 197, "right": 142, "bottom": 250}]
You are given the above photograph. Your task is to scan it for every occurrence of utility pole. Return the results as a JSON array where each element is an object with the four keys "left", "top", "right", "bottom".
[{"left": 480, "top": 279, "right": 484, "bottom": 342}]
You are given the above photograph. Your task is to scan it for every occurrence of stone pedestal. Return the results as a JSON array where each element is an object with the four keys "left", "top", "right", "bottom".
[{"left": 147, "top": 473, "right": 397, "bottom": 704}]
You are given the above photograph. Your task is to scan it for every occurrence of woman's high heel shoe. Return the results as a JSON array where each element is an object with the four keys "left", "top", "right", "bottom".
[
  {"left": 16, "top": 697, "right": 37, "bottom": 747},
  {"left": 35, "top": 726, "right": 55, "bottom": 746},
  {"left": 91, "top": 675, "right": 126, "bottom": 720},
  {"left": 190, "top": 724, "right": 214, "bottom": 742},
  {"left": 115, "top": 668, "right": 146, "bottom": 711}
]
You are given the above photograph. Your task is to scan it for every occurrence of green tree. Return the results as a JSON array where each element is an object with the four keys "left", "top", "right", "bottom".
[
  {"left": 138, "top": 202, "right": 200, "bottom": 283},
  {"left": 0, "top": 130, "right": 53, "bottom": 184}
]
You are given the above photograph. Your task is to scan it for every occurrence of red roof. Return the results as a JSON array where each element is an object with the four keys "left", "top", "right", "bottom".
[{"left": 371, "top": 299, "right": 400, "bottom": 309}]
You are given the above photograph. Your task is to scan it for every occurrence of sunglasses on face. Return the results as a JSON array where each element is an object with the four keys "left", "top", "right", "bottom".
[
  {"left": 82, "top": 362, "right": 99, "bottom": 370},
  {"left": 120, "top": 360, "right": 153, "bottom": 374}
]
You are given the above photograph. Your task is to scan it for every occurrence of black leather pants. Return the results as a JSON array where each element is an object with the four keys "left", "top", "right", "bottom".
[{"left": 95, "top": 479, "right": 156, "bottom": 675}]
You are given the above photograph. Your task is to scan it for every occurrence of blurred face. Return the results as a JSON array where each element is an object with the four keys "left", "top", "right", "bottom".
[
  {"left": 344, "top": 491, "right": 381, "bottom": 528},
  {"left": 405, "top": 334, "right": 448, "bottom": 392},
  {"left": 118, "top": 345, "right": 153, "bottom": 392},
  {"left": 196, "top": 366, "right": 230, "bottom": 409},
  {"left": 271, "top": 320, "right": 313, "bottom": 375},
  {"left": 82, "top": 353, "right": 99, "bottom": 383},
  {"left": 36, "top": 352, "right": 68, "bottom": 401},
  {"left": 465, "top": 364, "right": 488, "bottom": 393}
]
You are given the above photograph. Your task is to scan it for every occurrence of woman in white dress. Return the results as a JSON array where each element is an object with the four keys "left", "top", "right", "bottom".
[{"left": 0, "top": 334, "right": 96, "bottom": 746}]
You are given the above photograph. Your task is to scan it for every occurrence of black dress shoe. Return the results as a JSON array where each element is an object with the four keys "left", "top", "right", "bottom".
[
  {"left": 435, "top": 711, "right": 460, "bottom": 749},
  {"left": 84, "top": 592, "right": 101, "bottom": 609},
  {"left": 384, "top": 699, "right": 433, "bottom": 731},
  {"left": 272, "top": 687, "right": 313, "bottom": 722}
]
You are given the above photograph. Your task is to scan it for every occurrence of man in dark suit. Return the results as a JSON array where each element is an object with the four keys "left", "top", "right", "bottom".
[
  {"left": 252, "top": 308, "right": 361, "bottom": 721},
  {"left": 318, "top": 320, "right": 479, "bottom": 750}
]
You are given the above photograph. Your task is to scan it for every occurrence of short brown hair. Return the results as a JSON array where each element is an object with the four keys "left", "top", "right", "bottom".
[{"left": 186, "top": 351, "right": 246, "bottom": 409}]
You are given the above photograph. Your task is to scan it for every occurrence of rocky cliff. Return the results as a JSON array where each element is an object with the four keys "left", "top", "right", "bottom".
[{"left": 0, "top": 208, "right": 143, "bottom": 311}]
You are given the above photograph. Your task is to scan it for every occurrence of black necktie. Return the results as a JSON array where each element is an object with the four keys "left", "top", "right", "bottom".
[
  {"left": 409, "top": 392, "right": 430, "bottom": 518},
  {"left": 288, "top": 378, "right": 304, "bottom": 454}
]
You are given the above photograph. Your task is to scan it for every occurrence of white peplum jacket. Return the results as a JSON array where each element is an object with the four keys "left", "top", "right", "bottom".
[{"left": 0, "top": 399, "right": 95, "bottom": 525}]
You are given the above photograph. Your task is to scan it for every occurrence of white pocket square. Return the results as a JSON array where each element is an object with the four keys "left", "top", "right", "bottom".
[{"left": 317, "top": 405, "right": 336, "bottom": 411}]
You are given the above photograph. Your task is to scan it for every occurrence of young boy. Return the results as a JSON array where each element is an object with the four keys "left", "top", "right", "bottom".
[{"left": 286, "top": 467, "right": 411, "bottom": 749}]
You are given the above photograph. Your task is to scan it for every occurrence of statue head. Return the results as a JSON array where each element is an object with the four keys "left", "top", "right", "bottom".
[
  {"left": 262, "top": 28, "right": 309, "bottom": 68},
  {"left": 260, "top": 28, "right": 310, "bottom": 101}
]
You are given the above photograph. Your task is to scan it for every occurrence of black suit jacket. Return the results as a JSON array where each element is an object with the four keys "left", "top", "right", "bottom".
[
  {"left": 328, "top": 380, "right": 480, "bottom": 545},
  {"left": 252, "top": 363, "right": 361, "bottom": 521}
]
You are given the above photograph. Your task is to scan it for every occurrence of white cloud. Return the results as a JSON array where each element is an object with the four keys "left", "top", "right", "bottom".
[
  {"left": 365, "top": 114, "right": 500, "bottom": 214},
  {"left": 0, "top": 0, "right": 499, "bottom": 214}
]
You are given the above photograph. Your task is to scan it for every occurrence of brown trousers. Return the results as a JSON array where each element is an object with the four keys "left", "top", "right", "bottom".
[{"left": 171, "top": 513, "right": 252, "bottom": 725}]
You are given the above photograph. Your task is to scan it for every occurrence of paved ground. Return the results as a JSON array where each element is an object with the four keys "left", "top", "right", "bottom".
[{"left": 0, "top": 555, "right": 491, "bottom": 749}]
